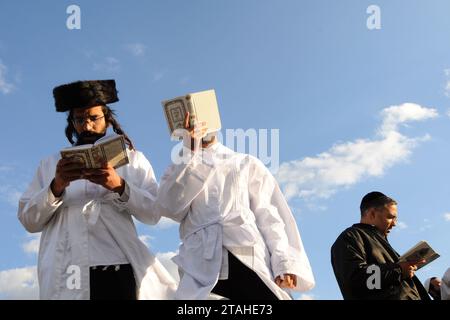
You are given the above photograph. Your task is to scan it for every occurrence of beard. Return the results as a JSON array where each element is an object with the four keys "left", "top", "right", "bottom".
[{"left": 76, "top": 131, "right": 106, "bottom": 145}]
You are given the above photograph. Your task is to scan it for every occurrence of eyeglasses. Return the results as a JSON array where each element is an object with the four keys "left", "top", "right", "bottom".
[{"left": 72, "top": 115, "right": 105, "bottom": 127}]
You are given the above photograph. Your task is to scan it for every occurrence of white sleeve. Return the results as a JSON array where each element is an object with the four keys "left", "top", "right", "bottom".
[
  {"left": 442, "top": 268, "right": 450, "bottom": 300},
  {"left": 110, "top": 151, "right": 161, "bottom": 225},
  {"left": 18, "top": 160, "right": 63, "bottom": 233},
  {"left": 248, "top": 160, "right": 291, "bottom": 276},
  {"left": 248, "top": 158, "right": 315, "bottom": 291},
  {"left": 155, "top": 147, "right": 216, "bottom": 222}
]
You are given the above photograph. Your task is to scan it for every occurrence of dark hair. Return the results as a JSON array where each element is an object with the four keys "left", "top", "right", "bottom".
[
  {"left": 360, "top": 191, "right": 397, "bottom": 216},
  {"left": 65, "top": 105, "right": 135, "bottom": 150}
]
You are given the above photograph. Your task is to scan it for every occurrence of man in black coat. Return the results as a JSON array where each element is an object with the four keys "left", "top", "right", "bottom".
[{"left": 331, "top": 191, "right": 430, "bottom": 300}]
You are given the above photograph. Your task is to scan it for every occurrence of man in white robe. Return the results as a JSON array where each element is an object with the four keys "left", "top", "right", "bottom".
[
  {"left": 423, "top": 277, "right": 442, "bottom": 300},
  {"left": 156, "top": 113, "right": 315, "bottom": 300},
  {"left": 18, "top": 80, "right": 176, "bottom": 299},
  {"left": 442, "top": 268, "right": 450, "bottom": 300}
]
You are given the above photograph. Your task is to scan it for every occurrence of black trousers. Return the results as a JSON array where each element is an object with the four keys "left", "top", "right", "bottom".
[
  {"left": 89, "top": 264, "right": 136, "bottom": 300},
  {"left": 211, "top": 252, "right": 279, "bottom": 300}
]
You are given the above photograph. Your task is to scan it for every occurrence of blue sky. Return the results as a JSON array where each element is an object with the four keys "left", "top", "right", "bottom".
[{"left": 0, "top": 0, "right": 449, "bottom": 299}]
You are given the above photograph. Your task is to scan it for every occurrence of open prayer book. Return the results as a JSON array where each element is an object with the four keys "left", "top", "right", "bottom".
[
  {"left": 60, "top": 134, "right": 129, "bottom": 169},
  {"left": 398, "top": 240, "right": 440, "bottom": 270},
  {"left": 162, "top": 89, "right": 222, "bottom": 138}
]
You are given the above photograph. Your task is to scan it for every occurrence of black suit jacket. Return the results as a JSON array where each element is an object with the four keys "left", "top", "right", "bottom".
[{"left": 331, "top": 223, "right": 430, "bottom": 300}]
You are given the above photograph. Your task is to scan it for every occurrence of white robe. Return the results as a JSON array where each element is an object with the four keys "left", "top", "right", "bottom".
[
  {"left": 157, "top": 142, "right": 315, "bottom": 299},
  {"left": 442, "top": 268, "right": 450, "bottom": 300},
  {"left": 18, "top": 149, "right": 177, "bottom": 300}
]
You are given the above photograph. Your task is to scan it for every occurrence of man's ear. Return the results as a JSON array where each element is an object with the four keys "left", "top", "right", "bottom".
[{"left": 366, "top": 208, "right": 376, "bottom": 221}]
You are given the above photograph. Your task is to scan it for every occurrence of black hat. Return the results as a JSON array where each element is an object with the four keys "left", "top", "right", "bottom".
[{"left": 53, "top": 80, "right": 119, "bottom": 112}]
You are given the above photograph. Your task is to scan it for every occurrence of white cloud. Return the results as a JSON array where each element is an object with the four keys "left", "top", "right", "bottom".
[
  {"left": 444, "top": 69, "right": 450, "bottom": 97},
  {"left": 156, "top": 251, "right": 179, "bottom": 282},
  {"left": 276, "top": 103, "right": 438, "bottom": 201},
  {"left": 443, "top": 213, "right": 450, "bottom": 221},
  {"left": 447, "top": 109, "right": 450, "bottom": 118},
  {"left": 0, "top": 165, "right": 26, "bottom": 208},
  {"left": 139, "top": 234, "right": 155, "bottom": 248},
  {"left": 152, "top": 71, "right": 165, "bottom": 82},
  {"left": 22, "top": 233, "right": 40, "bottom": 255},
  {"left": 180, "top": 76, "right": 190, "bottom": 85},
  {"left": 125, "top": 43, "right": 147, "bottom": 57},
  {"left": 396, "top": 221, "right": 408, "bottom": 230},
  {"left": 0, "top": 59, "right": 15, "bottom": 94},
  {"left": 419, "top": 218, "right": 433, "bottom": 232},
  {"left": 157, "top": 217, "right": 178, "bottom": 229},
  {"left": 0, "top": 266, "right": 39, "bottom": 299},
  {"left": 298, "top": 293, "right": 315, "bottom": 300},
  {"left": 0, "top": 185, "right": 22, "bottom": 207},
  {"left": 378, "top": 104, "right": 438, "bottom": 135},
  {"left": 93, "top": 57, "right": 120, "bottom": 72}
]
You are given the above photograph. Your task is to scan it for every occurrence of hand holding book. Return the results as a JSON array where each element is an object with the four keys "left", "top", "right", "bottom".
[
  {"left": 398, "top": 259, "right": 427, "bottom": 279},
  {"left": 181, "top": 112, "right": 208, "bottom": 152},
  {"left": 52, "top": 157, "right": 125, "bottom": 196},
  {"left": 52, "top": 134, "right": 129, "bottom": 196},
  {"left": 83, "top": 163, "right": 125, "bottom": 195},
  {"left": 162, "top": 89, "right": 221, "bottom": 140},
  {"left": 51, "top": 157, "right": 86, "bottom": 197},
  {"left": 396, "top": 240, "right": 440, "bottom": 279}
]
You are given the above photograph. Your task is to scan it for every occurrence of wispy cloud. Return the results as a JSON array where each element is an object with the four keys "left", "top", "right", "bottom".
[
  {"left": 443, "top": 213, "right": 450, "bottom": 221},
  {"left": 152, "top": 71, "right": 165, "bottom": 82},
  {"left": 444, "top": 69, "right": 450, "bottom": 97},
  {"left": 180, "top": 76, "right": 190, "bottom": 85},
  {"left": 0, "top": 59, "right": 15, "bottom": 94},
  {"left": 396, "top": 221, "right": 408, "bottom": 230},
  {"left": 0, "top": 165, "right": 26, "bottom": 208},
  {"left": 447, "top": 109, "right": 450, "bottom": 118},
  {"left": 93, "top": 57, "right": 120, "bottom": 72},
  {"left": 419, "top": 218, "right": 433, "bottom": 232},
  {"left": 0, "top": 166, "right": 13, "bottom": 172},
  {"left": 276, "top": 103, "right": 438, "bottom": 201},
  {"left": 138, "top": 234, "right": 155, "bottom": 248},
  {"left": 298, "top": 293, "right": 315, "bottom": 300},
  {"left": 22, "top": 233, "right": 40, "bottom": 255},
  {"left": 125, "top": 43, "right": 147, "bottom": 57},
  {"left": 157, "top": 217, "right": 178, "bottom": 229},
  {"left": 0, "top": 185, "right": 22, "bottom": 207},
  {"left": 156, "top": 251, "right": 179, "bottom": 282},
  {"left": 0, "top": 266, "right": 39, "bottom": 299}
]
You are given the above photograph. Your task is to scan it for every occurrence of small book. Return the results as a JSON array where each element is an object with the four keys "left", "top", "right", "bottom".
[
  {"left": 60, "top": 134, "right": 129, "bottom": 169},
  {"left": 398, "top": 240, "right": 440, "bottom": 270},
  {"left": 161, "top": 89, "right": 222, "bottom": 138}
]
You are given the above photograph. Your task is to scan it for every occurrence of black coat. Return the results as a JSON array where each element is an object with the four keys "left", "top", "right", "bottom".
[{"left": 331, "top": 223, "right": 430, "bottom": 300}]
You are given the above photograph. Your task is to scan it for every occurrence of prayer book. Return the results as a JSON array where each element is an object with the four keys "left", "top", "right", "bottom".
[
  {"left": 398, "top": 240, "right": 440, "bottom": 270},
  {"left": 161, "top": 89, "right": 222, "bottom": 138},
  {"left": 60, "top": 134, "right": 129, "bottom": 169}
]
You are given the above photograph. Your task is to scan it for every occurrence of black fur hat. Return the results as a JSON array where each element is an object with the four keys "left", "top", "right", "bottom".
[{"left": 53, "top": 80, "right": 119, "bottom": 112}]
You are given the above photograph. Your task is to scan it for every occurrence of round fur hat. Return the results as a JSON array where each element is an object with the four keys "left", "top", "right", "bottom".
[{"left": 53, "top": 80, "right": 119, "bottom": 112}]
